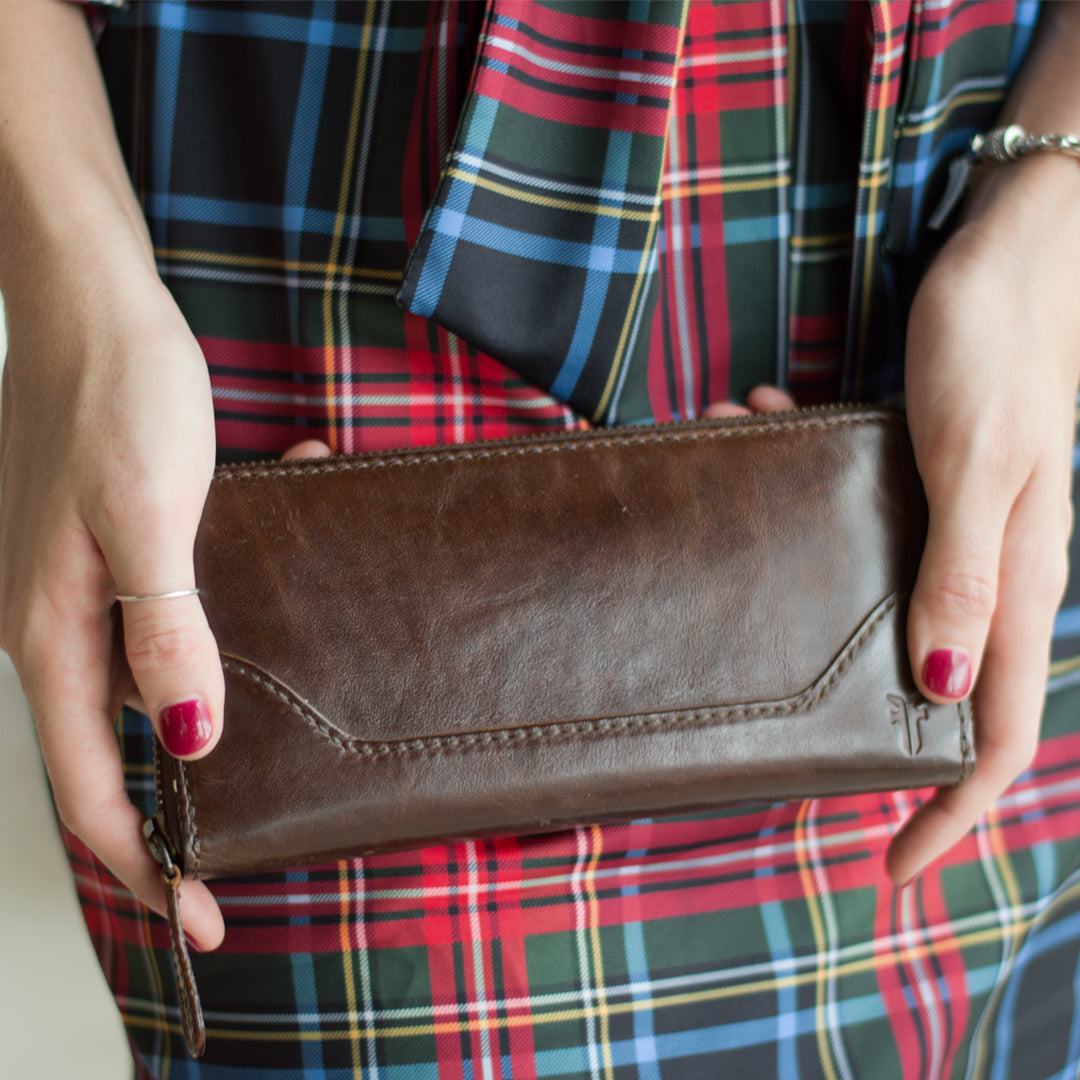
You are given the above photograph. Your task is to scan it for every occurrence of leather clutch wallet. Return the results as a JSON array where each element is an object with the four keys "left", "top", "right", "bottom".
[
  {"left": 155, "top": 403, "right": 973, "bottom": 877},
  {"left": 147, "top": 404, "right": 975, "bottom": 1055}
]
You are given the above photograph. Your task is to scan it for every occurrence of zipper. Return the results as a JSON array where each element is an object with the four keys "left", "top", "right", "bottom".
[
  {"left": 143, "top": 813, "right": 176, "bottom": 877},
  {"left": 143, "top": 815, "right": 206, "bottom": 1058},
  {"left": 213, "top": 401, "right": 902, "bottom": 476}
]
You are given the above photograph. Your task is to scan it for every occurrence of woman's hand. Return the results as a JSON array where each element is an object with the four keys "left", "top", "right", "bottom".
[
  {"left": 0, "top": 0, "right": 235, "bottom": 950},
  {"left": 703, "top": 152, "right": 1080, "bottom": 890},
  {"left": 886, "top": 156, "right": 1080, "bottom": 885},
  {"left": 0, "top": 0, "right": 336, "bottom": 953},
  {"left": 0, "top": 219, "right": 335, "bottom": 952},
  {"left": 0, "top": 233, "right": 231, "bottom": 949}
]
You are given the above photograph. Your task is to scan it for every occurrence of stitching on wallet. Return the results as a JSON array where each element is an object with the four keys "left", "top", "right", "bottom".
[
  {"left": 958, "top": 700, "right": 975, "bottom": 784},
  {"left": 176, "top": 759, "right": 201, "bottom": 877},
  {"left": 166, "top": 908, "right": 196, "bottom": 1040},
  {"left": 217, "top": 593, "right": 898, "bottom": 761},
  {"left": 214, "top": 413, "right": 897, "bottom": 482}
]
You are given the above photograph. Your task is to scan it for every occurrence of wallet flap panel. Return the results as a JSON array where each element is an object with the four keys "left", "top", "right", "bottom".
[
  {"left": 214, "top": 591, "right": 904, "bottom": 754},
  {"left": 194, "top": 411, "right": 928, "bottom": 745},
  {"left": 166, "top": 586, "right": 973, "bottom": 878}
]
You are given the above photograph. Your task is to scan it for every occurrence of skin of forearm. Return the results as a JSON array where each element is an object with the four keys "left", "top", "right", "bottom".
[
  {"left": 1000, "top": 1, "right": 1080, "bottom": 133},
  {"left": 0, "top": 0, "right": 155, "bottom": 306}
]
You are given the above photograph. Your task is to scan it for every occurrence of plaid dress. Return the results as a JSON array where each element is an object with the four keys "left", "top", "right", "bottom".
[{"left": 61, "top": 2, "right": 1080, "bottom": 1077}]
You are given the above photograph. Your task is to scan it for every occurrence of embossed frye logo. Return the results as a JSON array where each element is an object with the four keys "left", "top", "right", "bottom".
[{"left": 888, "top": 694, "right": 928, "bottom": 757}]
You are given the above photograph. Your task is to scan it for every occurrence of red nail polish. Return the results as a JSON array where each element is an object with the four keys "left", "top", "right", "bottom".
[
  {"left": 184, "top": 932, "right": 204, "bottom": 954},
  {"left": 159, "top": 699, "right": 213, "bottom": 756},
  {"left": 922, "top": 648, "right": 972, "bottom": 699}
]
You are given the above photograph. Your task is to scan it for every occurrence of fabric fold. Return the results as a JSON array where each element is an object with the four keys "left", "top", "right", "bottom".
[{"left": 396, "top": 0, "right": 688, "bottom": 422}]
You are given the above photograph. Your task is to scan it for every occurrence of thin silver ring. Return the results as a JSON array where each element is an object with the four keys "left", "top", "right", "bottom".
[{"left": 116, "top": 588, "right": 201, "bottom": 603}]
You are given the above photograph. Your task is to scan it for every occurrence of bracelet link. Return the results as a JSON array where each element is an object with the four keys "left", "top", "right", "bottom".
[
  {"left": 930, "top": 122, "right": 1080, "bottom": 230},
  {"left": 970, "top": 123, "right": 1080, "bottom": 164},
  {"left": 970, "top": 124, "right": 1026, "bottom": 163}
]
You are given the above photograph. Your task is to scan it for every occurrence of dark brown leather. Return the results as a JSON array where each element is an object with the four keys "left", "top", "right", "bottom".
[
  {"left": 158, "top": 406, "right": 974, "bottom": 880},
  {"left": 161, "top": 862, "right": 205, "bottom": 1057}
]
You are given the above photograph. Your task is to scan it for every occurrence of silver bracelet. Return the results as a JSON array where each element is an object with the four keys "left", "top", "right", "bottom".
[
  {"left": 929, "top": 123, "right": 1080, "bottom": 230},
  {"left": 969, "top": 124, "right": 1080, "bottom": 164}
]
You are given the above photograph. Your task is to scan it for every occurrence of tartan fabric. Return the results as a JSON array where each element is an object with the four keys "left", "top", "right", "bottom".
[
  {"left": 95, "top": 0, "right": 584, "bottom": 459},
  {"left": 842, "top": 0, "right": 1042, "bottom": 400},
  {"left": 52, "top": 1, "right": 1080, "bottom": 1076},
  {"left": 396, "top": 1, "right": 687, "bottom": 422},
  {"left": 634, "top": 0, "right": 873, "bottom": 420},
  {"left": 394, "top": 0, "right": 1040, "bottom": 420},
  {"left": 89, "top": 0, "right": 1042, "bottom": 436}
]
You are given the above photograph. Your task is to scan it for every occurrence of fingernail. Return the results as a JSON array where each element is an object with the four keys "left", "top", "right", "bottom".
[
  {"left": 159, "top": 699, "right": 213, "bottom": 756},
  {"left": 184, "top": 932, "right": 204, "bottom": 954},
  {"left": 922, "top": 648, "right": 972, "bottom": 699}
]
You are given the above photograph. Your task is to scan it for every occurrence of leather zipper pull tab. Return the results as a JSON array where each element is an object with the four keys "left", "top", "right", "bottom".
[
  {"left": 144, "top": 817, "right": 206, "bottom": 1057},
  {"left": 928, "top": 154, "right": 973, "bottom": 231}
]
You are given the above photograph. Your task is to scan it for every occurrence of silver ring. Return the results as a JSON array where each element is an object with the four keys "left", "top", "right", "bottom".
[{"left": 116, "top": 588, "right": 201, "bottom": 603}]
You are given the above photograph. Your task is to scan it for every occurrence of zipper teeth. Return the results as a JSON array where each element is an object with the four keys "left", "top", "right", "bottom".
[
  {"left": 153, "top": 736, "right": 164, "bottom": 814},
  {"left": 151, "top": 741, "right": 177, "bottom": 867},
  {"left": 215, "top": 402, "right": 899, "bottom": 475},
  {"left": 149, "top": 752, "right": 184, "bottom": 871}
]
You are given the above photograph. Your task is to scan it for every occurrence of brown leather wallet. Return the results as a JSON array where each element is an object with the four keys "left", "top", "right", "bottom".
[{"left": 146, "top": 404, "right": 974, "bottom": 1055}]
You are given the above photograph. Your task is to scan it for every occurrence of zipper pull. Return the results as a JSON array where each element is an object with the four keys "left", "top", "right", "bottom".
[
  {"left": 928, "top": 154, "right": 973, "bottom": 231},
  {"left": 144, "top": 816, "right": 206, "bottom": 1057}
]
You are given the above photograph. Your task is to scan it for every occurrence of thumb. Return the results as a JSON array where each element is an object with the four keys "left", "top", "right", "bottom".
[
  {"left": 117, "top": 584, "right": 224, "bottom": 759},
  {"left": 102, "top": 500, "right": 224, "bottom": 760},
  {"left": 907, "top": 482, "right": 1006, "bottom": 703},
  {"left": 281, "top": 439, "right": 332, "bottom": 460},
  {"left": 111, "top": 442, "right": 329, "bottom": 758},
  {"left": 113, "top": 440, "right": 330, "bottom": 756}
]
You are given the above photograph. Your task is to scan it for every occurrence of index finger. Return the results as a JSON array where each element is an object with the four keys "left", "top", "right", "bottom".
[{"left": 886, "top": 485, "right": 1064, "bottom": 886}]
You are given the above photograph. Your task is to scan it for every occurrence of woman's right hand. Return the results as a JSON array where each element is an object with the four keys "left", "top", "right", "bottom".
[
  {"left": 0, "top": 230, "right": 227, "bottom": 950},
  {"left": 0, "top": 0, "right": 333, "bottom": 954}
]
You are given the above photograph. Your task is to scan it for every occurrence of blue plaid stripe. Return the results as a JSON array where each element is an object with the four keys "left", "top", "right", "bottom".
[
  {"left": 287, "top": 868, "right": 328, "bottom": 1075},
  {"left": 283, "top": 0, "right": 335, "bottom": 341},
  {"left": 406, "top": 91, "right": 500, "bottom": 315},
  {"left": 1056, "top": 608, "right": 1080, "bottom": 639},
  {"left": 552, "top": 128, "right": 635, "bottom": 401},
  {"left": 141, "top": 195, "right": 404, "bottom": 240},
  {"left": 150, "top": 6, "right": 183, "bottom": 252},
  {"left": 152, "top": 1, "right": 427, "bottom": 50}
]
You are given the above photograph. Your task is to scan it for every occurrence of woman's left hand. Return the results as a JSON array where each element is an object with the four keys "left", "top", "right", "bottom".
[
  {"left": 705, "top": 158, "right": 1080, "bottom": 887},
  {"left": 885, "top": 157, "right": 1080, "bottom": 885}
]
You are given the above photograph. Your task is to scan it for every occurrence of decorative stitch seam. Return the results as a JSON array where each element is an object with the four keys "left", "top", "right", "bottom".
[
  {"left": 217, "top": 593, "right": 898, "bottom": 760},
  {"left": 958, "top": 700, "right": 975, "bottom": 783},
  {"left": 177, "top": 759, "right": 200, "bottom": 878},
  {"left": 166, "top": 908, "right": 196, "bottom": 1043}
]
